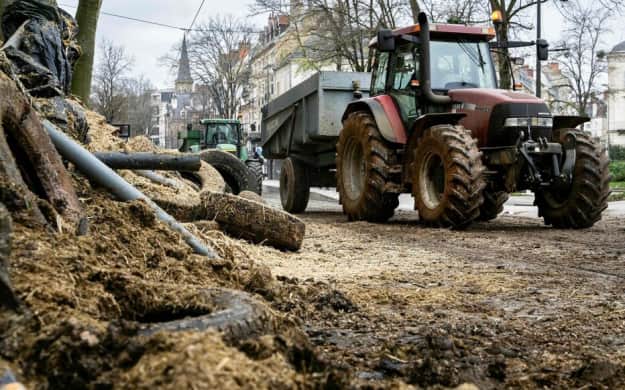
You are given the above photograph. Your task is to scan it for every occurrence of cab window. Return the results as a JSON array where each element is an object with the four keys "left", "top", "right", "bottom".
[
  {"left": 390, "top": 44, "right": 419, "bottom": 125},
  {"left": 371, "top": 52, "right": 390, "bottom": 95}
]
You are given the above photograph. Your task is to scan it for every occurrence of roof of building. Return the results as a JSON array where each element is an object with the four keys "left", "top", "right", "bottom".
[
  {"left": 176, "top": 35, "right": 193, "bottom": 84},
  {"left": 611, "top": 40, "right": 625, "bottom": 54}
]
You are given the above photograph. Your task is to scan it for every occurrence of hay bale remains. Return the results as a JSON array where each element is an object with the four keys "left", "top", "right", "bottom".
[{"left": 200, "top": 192, "right": 305, "bottom": 251}]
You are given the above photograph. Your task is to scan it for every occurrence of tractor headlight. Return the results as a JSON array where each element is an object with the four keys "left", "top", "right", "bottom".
[{"left": 504, "top": 117, "right": 553, "bottom": 127}]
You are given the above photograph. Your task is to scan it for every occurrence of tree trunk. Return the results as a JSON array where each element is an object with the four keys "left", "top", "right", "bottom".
[
  {"left": 0, "top": 0, "right": 5, "bottom": 42},
  {"left": 71, "top": 0, "right": 103, "bottom": 105},
  {"left": 495, "top": 22, "right": 512, "bottom": 90},
  {"left": 409, "top": 0, "right": 421, "bottom": 23}
]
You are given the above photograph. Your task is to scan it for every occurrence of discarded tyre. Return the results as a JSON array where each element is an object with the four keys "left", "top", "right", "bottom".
[
  {"left": 198, "top": 150, "right": 254, "bottom": 195},
  {"left": 139, "top": 288, "right": 275, "bottom": 342}
]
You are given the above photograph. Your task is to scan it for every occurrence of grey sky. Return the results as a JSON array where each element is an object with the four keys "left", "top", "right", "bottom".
[{"left": 59, "top": 1, "right": 624, "bottom": 90}]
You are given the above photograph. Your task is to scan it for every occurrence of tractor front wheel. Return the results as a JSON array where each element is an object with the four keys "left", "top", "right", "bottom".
[
  {"left": 535, "top": 129, "right": 610, "bottom": 228},
  {"left": 412, "top": 124, "right": 485, "bottom": 228},
  {"left": 336, "top": 111, "right": 399, "bottom": 222},
  {"left": 478, "top": 190, "right": 509, "bottom": 221}
]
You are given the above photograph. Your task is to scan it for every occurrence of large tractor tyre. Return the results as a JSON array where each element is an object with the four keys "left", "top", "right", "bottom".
[
  {"left": 198, "top": 150, "right": 253, "bottom": 195},
  {"left": 477, "top": 190, "right": 509, "bottom": 222},
  {"left": 336, "top": 111, "right": 399, "bottom": 222},
  {"left": 280, "top": 157, "right": 310, "bottom": 214},
  {"left": 535, "top": 129, "right": 610, "bottom": 229},
  {"left": 245, "top": 159, "right": 264, "bottom": 195},
  {"left": 412, "top": 124, "right": 486, "bottom": 229}
]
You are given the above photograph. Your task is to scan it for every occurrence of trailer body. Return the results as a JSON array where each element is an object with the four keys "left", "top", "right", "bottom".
[{"left": 261, "top": 71, "right": 371, "bottom": 173}]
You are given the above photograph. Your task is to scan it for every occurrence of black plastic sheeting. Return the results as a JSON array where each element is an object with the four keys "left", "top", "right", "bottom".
[{"left": 1, "top": 0, "right": 80, "bottom": 97}]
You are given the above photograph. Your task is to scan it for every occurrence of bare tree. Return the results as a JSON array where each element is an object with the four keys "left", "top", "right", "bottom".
[
  {"left": 91, "top": 40, "right": 133, "bottom": 123},
  {"left": 553, "top": 0, "right": 610, "bottom": 116},
  {"left": 124, "top": 76, "right": 155, "bottom": 136},
  {"left": 252, "top": 0, "right": 409, "bottom": 72},
  {"left": 71, "top": 0, "right": 103, "bottom": 105},
  {"left": 186, "top": 16, "right": 252, "bottom": 118}
]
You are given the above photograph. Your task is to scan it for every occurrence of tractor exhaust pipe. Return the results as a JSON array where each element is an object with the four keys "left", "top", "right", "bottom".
[{"left": 418, "top": 12, "right": 452, "bottom": 105}]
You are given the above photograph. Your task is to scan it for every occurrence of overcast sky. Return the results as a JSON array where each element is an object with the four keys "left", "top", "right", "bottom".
[{"left": 58, "top": 1, "right": 625, "bottom": 90}]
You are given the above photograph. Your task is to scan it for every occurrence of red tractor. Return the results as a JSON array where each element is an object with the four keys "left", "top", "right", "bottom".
[{"left": 336, "top": 13, "right": 610, "bottom": 228}]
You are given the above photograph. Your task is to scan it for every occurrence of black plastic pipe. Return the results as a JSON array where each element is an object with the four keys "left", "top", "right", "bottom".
[
  {"left": 44, "top": 121, "right": 217, "bottom": 259},
  {"left": 94, "top": 152, "right": 201, "bottom": 171}
]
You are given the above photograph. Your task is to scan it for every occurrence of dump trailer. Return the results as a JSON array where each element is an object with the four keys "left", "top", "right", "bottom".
[
  {"left": 261, "top": 71, "right": 371, "bottom": 212},
  {"left": 264, "top": 12, "right": 610, "bottom": 229}
]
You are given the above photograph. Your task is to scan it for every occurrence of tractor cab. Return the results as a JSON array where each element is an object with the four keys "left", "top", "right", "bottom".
[{"left": 179, "top": 119, "right": 248, "bottom": 161}]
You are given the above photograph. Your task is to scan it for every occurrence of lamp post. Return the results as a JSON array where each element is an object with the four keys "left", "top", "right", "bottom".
[{"left": 536, "top": 0, "right": 542, "bottom": 98}]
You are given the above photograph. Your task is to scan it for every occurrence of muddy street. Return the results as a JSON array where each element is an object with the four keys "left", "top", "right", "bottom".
[{"left": 256, "top": 192, "right": 625, "bottom": 388}]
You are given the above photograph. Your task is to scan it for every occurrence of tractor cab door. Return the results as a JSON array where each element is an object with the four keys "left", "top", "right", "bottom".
[{"left": 388, "top": 43, "right": 419, "bottom": 130}]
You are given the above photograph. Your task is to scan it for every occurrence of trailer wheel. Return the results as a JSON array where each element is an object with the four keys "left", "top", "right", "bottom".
[
  {"left": 536, "top": 129, "right": 610, "bottom": 228},
  {"left": 478, "top": 190, "right": 509, "bottom": 221},
  {"left": 336, "top": 111, "right": 399, "bottom": 222},
  {"left": 198, "top": 150, "right": 252, "bottom": 195},
  {"left": 412, "top": 124, "right": 485, "bottom": 228},
  {"left": 245, "top": 159, "right": 264, "bottom": 195},
  {"left": 280, "top": 157, "right": 310, "bottom": 213}
]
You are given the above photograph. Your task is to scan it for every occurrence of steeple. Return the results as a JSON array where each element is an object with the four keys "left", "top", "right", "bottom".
[{"left": 175, "top": 34, "right": 193, "bottom": 93}]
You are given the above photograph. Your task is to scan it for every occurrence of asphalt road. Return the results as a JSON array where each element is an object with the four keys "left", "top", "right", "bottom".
[{"left": 263, "top": 180, "right": 625, "bottom": 219}]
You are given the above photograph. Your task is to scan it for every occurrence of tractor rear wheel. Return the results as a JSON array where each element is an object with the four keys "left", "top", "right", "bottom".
[
  {"left": 478, "top": 190, "right": 509, "bottom": 221},
  {"left": 336, "top": 111, "right": 399, "bottom": 222},
  {"left": 535, "top": 129, "right": 610, "bottom": 228},
  {"left": 280, "top": 157, "right": 310, "bottom": 213},
  {"left": 412, "top": 124, "right": 485, "bottom": 228}
]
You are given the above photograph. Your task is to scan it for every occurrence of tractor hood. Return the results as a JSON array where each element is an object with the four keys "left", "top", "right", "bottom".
[{"left": 448, "top": 88, "right": 551, "bottom": 147}]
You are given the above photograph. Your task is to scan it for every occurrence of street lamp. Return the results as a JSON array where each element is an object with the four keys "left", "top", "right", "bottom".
[{"left": 536, "top": 0, "right": 568, "bottom": 98}]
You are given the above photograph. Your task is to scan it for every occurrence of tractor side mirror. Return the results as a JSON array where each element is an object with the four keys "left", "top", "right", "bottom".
[{"left": 377, "top": 29, "right": 395, "bottom": 52}]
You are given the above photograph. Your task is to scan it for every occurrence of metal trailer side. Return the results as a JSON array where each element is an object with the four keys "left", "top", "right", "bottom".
[{"left": 261, "top": 71, "right": 371, "bottom": 174}]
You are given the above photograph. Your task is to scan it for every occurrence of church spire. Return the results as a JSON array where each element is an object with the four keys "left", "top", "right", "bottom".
[{"left": 176, "top": 34, "right": 193, "bottom": 92}]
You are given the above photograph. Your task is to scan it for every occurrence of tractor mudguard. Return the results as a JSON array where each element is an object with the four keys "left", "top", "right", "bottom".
[
  {"left": 410, "top": 112, "right": 467, "bottom": 138},
  {"left": 342, "top": 95, "right": 407, "bottom": 144},
  {"left": 553, "top": 115, "right": 590, "bottom": 131}
]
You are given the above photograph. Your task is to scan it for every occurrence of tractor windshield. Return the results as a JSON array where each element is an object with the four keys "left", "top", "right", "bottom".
[
  {"left": 430, "top": 40, "right": 496, "bottom": 91},
  {"left": 205, "top": 123, "right": 239, "bottom": 146}
]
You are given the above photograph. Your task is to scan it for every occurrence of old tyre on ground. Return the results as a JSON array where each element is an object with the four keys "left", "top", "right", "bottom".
[
  {"left": 336, "top": 111, "right": 399, "bottom": 222},
  {"left": 139, "top": 288, "right": 275, "bottom": 341},
  {"left": 411, "top": 124, "right": 485, "bottom": 228},
  {"left": 198, "top": 150, "right": 254, "bottom": 195},
  {"left": 535, "top": 129, "right": 610, "bottom": 229},
  {"left": 280, "top": 157, "right": 310, "bottom": 214},
  {"left": 478, "top": 190, "right": 509, "bottom": 222},
  {"left": 245, "top": 159, "right": 264, "bottom": 195}
]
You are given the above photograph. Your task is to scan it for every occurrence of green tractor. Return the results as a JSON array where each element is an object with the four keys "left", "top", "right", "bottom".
[{"left": 179, "top": 119, "right": 263, "bottom": 195}]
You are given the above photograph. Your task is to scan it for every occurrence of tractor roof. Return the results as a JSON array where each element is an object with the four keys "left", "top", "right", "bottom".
[
  {"left": 369, "top": 23, "right": 496, "bottom": 47},
  {"left": 200, "top": 118, "right": 241, "bottom": 125}
]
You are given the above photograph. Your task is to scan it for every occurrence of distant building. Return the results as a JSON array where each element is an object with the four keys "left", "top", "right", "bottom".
[
  {"left": 149, "top": 35, "right": 209, "bottom": 148},
  {"left": 239, "top": 0, "right": 341, "bottom": 146},
  {"left": 607, "top": 40, "right": 625, "bottom": 147}
]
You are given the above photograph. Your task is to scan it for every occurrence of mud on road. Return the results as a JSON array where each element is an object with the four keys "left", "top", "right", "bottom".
[{"left": 253, "top": 204, "right": 625, "bottom": 388}]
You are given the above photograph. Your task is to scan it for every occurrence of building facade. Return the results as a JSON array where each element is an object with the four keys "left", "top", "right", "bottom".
[{"left": 607, "top": 41, "right": 625, "bottom": 147}]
